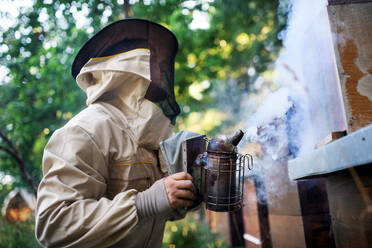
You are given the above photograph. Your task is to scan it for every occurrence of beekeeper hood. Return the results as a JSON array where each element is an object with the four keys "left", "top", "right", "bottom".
[{"left": 71, "top": 19, "right": 180, "bottom": 148}]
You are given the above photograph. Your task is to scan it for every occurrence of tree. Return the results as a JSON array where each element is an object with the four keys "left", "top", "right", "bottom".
[{"left": 0, "top": 0, "right": 284, "bottom": 193}]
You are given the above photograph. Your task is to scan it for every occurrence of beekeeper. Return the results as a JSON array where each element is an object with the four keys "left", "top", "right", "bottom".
[{"left": 35, "top": 19, "right": 196, "bottom": 248}]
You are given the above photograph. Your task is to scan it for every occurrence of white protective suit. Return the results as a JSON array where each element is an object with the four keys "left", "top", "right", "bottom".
[{"left": 35, "top": 49, "right": 179, "bottom": 248}]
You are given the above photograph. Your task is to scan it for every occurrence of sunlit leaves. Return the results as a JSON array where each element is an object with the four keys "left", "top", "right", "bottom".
[{"left": 0, "top": 0, "right": 283, "bottom": 189}]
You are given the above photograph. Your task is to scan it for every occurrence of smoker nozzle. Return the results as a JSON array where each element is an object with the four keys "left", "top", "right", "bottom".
[
  {"left": 226, "top": 129, "right": 244, "bottom": 146},
  {"left": 207, "top": 129, "right": 245, "bottom": 154}
]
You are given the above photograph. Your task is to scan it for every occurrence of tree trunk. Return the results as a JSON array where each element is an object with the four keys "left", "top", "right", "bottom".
[
  {"left": 0, "top": 128, "right": 37, "bottom": 196},
  {"left": 122, "top": 0, "right": 132, "bottom": 18}
]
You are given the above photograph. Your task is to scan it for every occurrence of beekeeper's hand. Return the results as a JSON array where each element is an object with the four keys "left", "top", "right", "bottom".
[
  {"left": 135, "top": 172, "right": 195, "bottom": 219},
  {"left": 164, "top": 172, "right": 196, "bottom": 209}
]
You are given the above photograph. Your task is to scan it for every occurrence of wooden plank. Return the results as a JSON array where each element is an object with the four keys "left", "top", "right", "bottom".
[
  {"left": 328, "top": 0, "right": 372, "bottom": 5},
  {"left": 242, "top": 178, "right": 262, "bottom": 248},
  {"left": 260, "top": 158, "right": 306, "bottom": 246},
  {"left": 229, "top": 208, "right": 245, "bottom": 247},
  {"left": 288, "top": 124, "right": 372, "bottom": 180},
  {"left": 253, "top": 176, "right": 272, "bottom": 248},
  {"left": 297, "top": 179, "right": 336, "bottom": 247},
  {"left": 268, "top": 215, "right": 306, "bottom": 248},
  {"left": 315, "top": 131, "right": 346, "bottom": 149},
  {"left": 242, "top": 177, "right": 272, "bottom": 248},
  {"left": 205, "top": 209, "right": 231, "bottom": 246},
  {"left": 263, "top": 159, "right": 303, "bottom": 216},
  {"left": 297, "top": 179, "right": 330, "bottom": 216},
  {"left": 328, "top": 2, "right": 372, "bottom": 133},
  {"left": 283, "top": 4, "right": 347, "bottom": 145},
  {"left": 354, "top": 164, "right": 372, "bottom": 187},
  {"left": 331, "top": 218, "right": 372, "bottom": 248},
  {"left": 301, "top": 214, "right": 336, "bottom": 248},
  {"left": 326, "top": 167, "right": 372, "bottom": 248}
]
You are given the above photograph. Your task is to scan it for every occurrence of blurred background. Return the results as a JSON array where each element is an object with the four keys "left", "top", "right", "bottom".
[{"left": 0, "top": 0, "right": 288, "bottom": 247}]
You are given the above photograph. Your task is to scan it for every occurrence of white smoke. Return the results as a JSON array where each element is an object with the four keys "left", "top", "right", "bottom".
[
  {"left": 238, "top": 0, "right": 346, "bottom": 205},
  {"left": 242, "top": 0, "right": 345, "bottom": 158}
]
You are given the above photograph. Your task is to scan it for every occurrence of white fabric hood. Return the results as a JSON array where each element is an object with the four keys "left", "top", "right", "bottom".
[{"left": 75, "top": 49, "right": 174, "bottom": 149}]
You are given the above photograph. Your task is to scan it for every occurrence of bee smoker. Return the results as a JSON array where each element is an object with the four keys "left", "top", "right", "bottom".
[{"left": 192, "top": 130, "right": 253, "bottom": 212}]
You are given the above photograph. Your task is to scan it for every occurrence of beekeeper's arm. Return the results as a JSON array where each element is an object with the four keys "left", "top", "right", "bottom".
[{"left": 35, "top": 125, "right": 195, "bottom": 248}]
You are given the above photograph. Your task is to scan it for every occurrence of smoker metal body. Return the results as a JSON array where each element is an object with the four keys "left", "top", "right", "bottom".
[{"left": 190, "top": 130, "right": 253, "bottom": 212}]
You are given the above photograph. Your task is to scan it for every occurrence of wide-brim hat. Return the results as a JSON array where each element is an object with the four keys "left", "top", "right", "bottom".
[
  {"left": 71, "top": 18, "right": 181, "bottom": 124},
  {"left": 71, "top": 18, "right": 178, "bottom": 79}
]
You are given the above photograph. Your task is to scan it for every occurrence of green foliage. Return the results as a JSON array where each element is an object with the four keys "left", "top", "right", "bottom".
[
  {"left": 163, "top": 215, "right": 228, "bottom": 248},
  {"left": 0, "top": 183, "right": 13, "bottom": 208},
  {"left": 0, "top": 0, "right": 283, "bottom": 196},
  {"left": 0, "top": 0, "right": 285, "bottom": 246},
  {"left": 0, "top": 216, "right": 40, "bottom": 248},
  {"left": 132, "top": 0, "right": 285, "bottom": 134}
]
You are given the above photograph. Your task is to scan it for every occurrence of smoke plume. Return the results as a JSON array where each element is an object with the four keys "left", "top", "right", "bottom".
[
  {"left": 237, "top": 0, "right": 346, "bottom": 205},
  {"left": 242, "top": 0, "right": 345, "bottom": 158}
]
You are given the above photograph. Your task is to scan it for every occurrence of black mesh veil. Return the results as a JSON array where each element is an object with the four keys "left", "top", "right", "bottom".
[
  {"left": 145, "top": 21, "right": 180, "bottom": 124},
  {"left": 71, "top": 19, "right": 180, "bottom": 124}
]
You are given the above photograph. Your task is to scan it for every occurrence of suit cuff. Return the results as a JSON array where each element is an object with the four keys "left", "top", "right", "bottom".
[{"left": 135, "top": 178, "right": 172, "bottom": 219}]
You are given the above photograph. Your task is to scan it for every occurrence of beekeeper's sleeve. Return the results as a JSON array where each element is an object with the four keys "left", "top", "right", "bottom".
[{"left": 35, "top": 124, "right": 138, "bottom": 248}]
